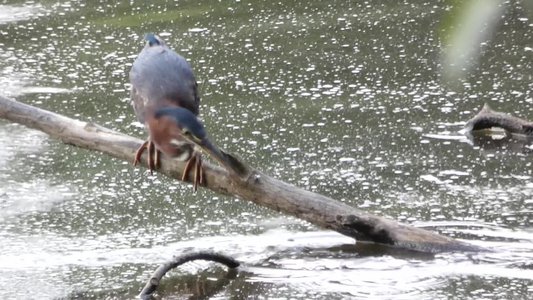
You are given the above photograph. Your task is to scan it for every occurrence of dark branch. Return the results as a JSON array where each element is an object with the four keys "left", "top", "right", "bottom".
[
  {"left": 139, "top": 252, "right": 239, "bottom": 300},
  {"left": 465, "top": 103, "right": 533, "bottom": 135}
]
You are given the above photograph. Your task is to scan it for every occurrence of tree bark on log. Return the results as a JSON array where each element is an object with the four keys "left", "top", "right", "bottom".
[{"left": 0, "top": 95, "right": 486, "bottom": 253}]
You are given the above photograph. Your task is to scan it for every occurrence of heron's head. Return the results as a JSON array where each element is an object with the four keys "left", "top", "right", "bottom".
[
  {"left": 154, "top": 107, "right": 206, "bottom": 145},
  {"left": 153, "top": 107, "right": 249, "bottom": 179},
  {"left": 144, "top": 33, "right": 165, "bottom": 47}
]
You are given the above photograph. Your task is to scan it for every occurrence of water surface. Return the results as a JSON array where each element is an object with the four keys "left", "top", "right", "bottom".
[{"left": 1, "top": 0, "right": 532, "bottom": 299}]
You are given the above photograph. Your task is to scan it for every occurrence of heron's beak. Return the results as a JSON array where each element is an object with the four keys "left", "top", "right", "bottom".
[{"left": 198, "top": 138, "right": 248, "bottom": 178}]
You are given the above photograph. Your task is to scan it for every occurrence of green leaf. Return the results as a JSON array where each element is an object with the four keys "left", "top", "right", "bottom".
[{"left": 441, "top": 0, "right": 505, "bottom": 83}]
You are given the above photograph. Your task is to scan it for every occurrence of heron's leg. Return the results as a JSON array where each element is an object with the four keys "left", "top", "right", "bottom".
[
  {"left": 193, "top": 157, "right": 198, "bottom": 192},
  {"left": 194, "top": 153, "right": 204, "bottom": 186},
  {"left": 133, "top": 140, "right": 149, "bottom": 166},
  {"left": 147, "top": 140, "right": 156, "bottom": 174},
  {"left": 192, "top": 153, "right": 204, "bottom": 191},
  {"left": 197, "top": 154, "right": 204, "bottom": 187},
  {"left": 133, "top": 140, "right": 158, "bottom": 174},
  {"left": 182, "top": 152, "right": 204, "bottom": 192},
  {"left": 154, "top": 147, "right": 160, "bottom": 169},
  {"left": 182, "top": 154, "right": 196, "bottom": 183}
]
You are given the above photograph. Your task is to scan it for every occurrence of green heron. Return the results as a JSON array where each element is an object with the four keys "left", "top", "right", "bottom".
[
  {"left": 129, "top": 33, "right": 245, "bottom": 189},
  {"left": 147, "top": 106, "right": 247, "bottom": 190}
]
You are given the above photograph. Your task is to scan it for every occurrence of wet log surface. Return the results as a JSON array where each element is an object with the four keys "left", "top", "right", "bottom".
[{"left": 0, "top": 95, "right": 487, "bottom": 253}]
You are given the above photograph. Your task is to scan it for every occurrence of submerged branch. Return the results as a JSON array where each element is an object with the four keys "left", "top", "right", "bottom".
[
  {"left": 139, "top": 251, "right": 239, "bottom": 299},
  {"left": 465, "top": 103, "right": 533, "bottom": 135},
  {"left": 0, "top": 95, "right": 486, "bottom": 253}
]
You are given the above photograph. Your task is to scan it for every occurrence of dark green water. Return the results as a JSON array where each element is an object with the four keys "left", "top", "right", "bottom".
[{"left": 1, "top": 0, "right": 532, "bottom": 299}]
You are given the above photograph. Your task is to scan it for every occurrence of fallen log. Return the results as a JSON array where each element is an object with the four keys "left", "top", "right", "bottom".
[
  {"left": 465, "top": 103, "right": 533, "bottom": 135},
  {"left": 0, "top": 94, "right": 485, "bottom": 253}
]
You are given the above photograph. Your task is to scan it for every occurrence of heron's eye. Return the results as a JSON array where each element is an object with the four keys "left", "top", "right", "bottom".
[{"left": 181, "top": 127, "right": 202, "bottom": 142}]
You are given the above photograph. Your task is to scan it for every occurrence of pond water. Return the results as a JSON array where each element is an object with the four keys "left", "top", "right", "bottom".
[{"left": 1, "top": 0, "right": 532, "bottom": 299}]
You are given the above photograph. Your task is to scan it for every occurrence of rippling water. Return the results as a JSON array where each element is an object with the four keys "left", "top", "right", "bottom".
[{"left": 1, "top": 0, "right": 532, "bottom": 299}]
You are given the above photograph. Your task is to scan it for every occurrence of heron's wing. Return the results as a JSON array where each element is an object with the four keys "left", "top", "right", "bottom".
[
  {"left": 192, "top": 79, "right": 201, "bottom": 112},
  {"left": 130, "top": 86, "right": 148, "bottom": 124},
  {"left": 130, "top": 46, "right": 200, "bottom": 117},
  {"left": 162, "top": 53, "right": 200, "bottom": 115}
]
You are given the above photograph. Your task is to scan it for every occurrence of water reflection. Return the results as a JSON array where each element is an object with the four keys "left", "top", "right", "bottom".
[
  {"left": 466, "top": 130, "right": 533, "bottom": 154},
  {"left": 1, "top": 228, "right": 532, "bottom": 299}
]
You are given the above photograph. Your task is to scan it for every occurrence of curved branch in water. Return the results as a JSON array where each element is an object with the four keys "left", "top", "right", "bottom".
[
  {"left": 0, "top": 95, "right": 487, "bottom": 253},
  {"left": 139, "top": 251, "right": 239, "bottom": 300}
]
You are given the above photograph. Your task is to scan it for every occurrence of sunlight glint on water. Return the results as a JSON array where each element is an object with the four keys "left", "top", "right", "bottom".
[{"left": 0, "top": 0, "right": 532, "bottom": 299}]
